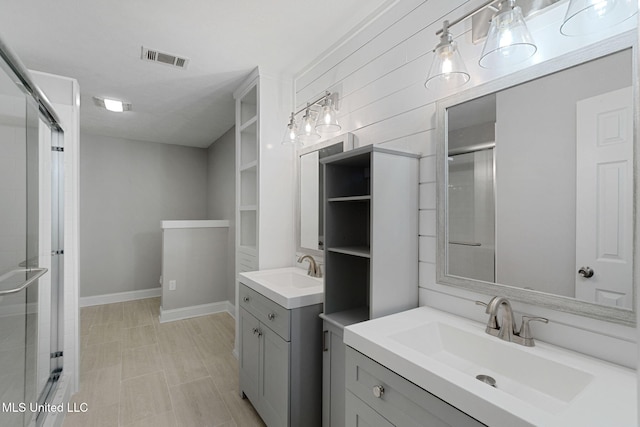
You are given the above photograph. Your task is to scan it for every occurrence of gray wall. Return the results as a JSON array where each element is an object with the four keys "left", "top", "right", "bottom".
[
  {"left": 207, "top": 126, "right": 236, "bottom": 304},
  {"left": 161, "top": 227, "right": 228, "bottom": 310},
  {"left": 495, "top": 49, "right": 631, "bottom": 297},
  {"left": 80, "top": 133, "right": 208, "bottom": 297}
]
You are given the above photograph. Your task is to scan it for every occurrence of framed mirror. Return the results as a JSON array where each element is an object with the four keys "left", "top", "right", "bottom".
[
  {"left": 297, "top": 133, "right": 354, "bottom": 256},
  {"left": 436, "top": 31, "right": 636, "bottom": 325}
]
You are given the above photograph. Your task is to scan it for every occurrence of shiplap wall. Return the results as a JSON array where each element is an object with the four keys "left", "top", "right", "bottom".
[{"left": 293, "top": 0, "right": 637, "bottom": 367}]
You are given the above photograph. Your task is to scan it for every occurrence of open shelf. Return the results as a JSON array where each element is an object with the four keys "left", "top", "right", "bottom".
[
  {"left": 239, "top": 205, "right": 257, "bottom": 211},
  {"left": 327, "top": 195, "right": 371, "bottom": 203},
  {"left": 240, "top": 115, "right": 257, "bottom": 132},
  {"left": 320, "top": 307, "right": 370, "bottom": 329},
  {"left": 240, "top": 85, "right": 257, "bottom": 126},
  {"left": 240, "top": 121, "right": 258, "bottom": 165},
  {"left": 327, "top": 246, "right": 370, "bottom": 258},
  {"left": 240, "top": 161, "right": 257, "bottom": 172}
]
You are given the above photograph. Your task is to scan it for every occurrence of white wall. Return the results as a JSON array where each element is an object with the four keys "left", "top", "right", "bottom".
[
  {"left": 293, "top": 0, "right": 636, "bottom": 367},
  {"left": 207, "top": 126, "right": 236, "bottom": 304},
  {"left": 79, "top": 134, "right": 208, "bottom": 297}
]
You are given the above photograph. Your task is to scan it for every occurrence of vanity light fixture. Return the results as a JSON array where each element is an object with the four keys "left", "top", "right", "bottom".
[
  {"left": 560, "top": 0, "right": 638, "bottom": 36},
  {"left": 282, "top": 113, "right": 299, "bottom": 145},
  {"left": 479, "top": 0, "right": 537, "bottom": 68},
  {"left": 93, "top": 96, "right": 132, "bottom": 113},
  {"left": 298, "top": 106, "right": 322, "bottom": 144},
  {"left": 282, "top": 91, "right": 341, "bottom": 145},
  {"left": 424, "top": 20, "right": 470, "bottom": 91}
]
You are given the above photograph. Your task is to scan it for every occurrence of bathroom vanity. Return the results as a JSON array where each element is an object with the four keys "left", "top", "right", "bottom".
[
  {"left": 238, "top": 267, "right": 324, "bottom": 427},
  {"left": 343, "top": 307, "right": 636, "bottom": 427}
]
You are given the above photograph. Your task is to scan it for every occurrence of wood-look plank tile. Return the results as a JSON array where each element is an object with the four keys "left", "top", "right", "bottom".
[
  {"left": 160, "top": 347, "right": 209, "bottom": 386},
  {"left": 69, "top": 365, "right": 121, "bottom": 409},
  {"left": 94, "top": 303, "right": 124, "bottom": 325},
  {"left": 203, "top": 351, "right": 238, "bottom": 392},
  {"left": 121, "top": 344, "right": 163, "bottom": 380},
  {"left": 221, "top": 389, "right": 266, "bottom": 427},
  {"left": 119, "top": 371, "right": 172, "bottom": 426},
  {"left": 127, "top": 410, "right": 177, "bottom": 427},
  {"left": 123, "top": 300, "right": 153, "bottom": 328},
  {"left": 62, "top": 403, "right": 119, "bottom": 427},
  {"left": 156, "top": 322, "right": 196, "bottom": 354},
  {"left": 83, "top": 321, "right": 124, "bottom": 348},
  {"left": 80, "top": 341, "right": 122, "bottom": 374},
  {"left": 170, "top": 377, "right": 233, "bottom": 427},
  {"left": 122, "top": 324, "right": 157, "bottom": 349}
]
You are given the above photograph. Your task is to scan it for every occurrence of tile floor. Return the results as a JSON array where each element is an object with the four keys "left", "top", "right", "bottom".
[{"left": 63, "top": 298, "right": 266, "bottom": 427}]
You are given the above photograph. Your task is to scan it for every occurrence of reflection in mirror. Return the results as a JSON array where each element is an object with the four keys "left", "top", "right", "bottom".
[
  {"left": 298, "top": 133, "right": 354, "bottom": 255},
  {"left": 438, "top": 36, "right": 636, "bottom": 324}
]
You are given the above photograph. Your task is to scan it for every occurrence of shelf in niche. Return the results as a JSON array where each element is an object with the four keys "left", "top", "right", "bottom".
[
  {"left": 321, "top": 307, "right": 370, "bottom": 329},
  {"left": 327, "top": 246, "right": 371, "bottom": 258},
  {"left": 240, "top": 161, "right": 257, "bottom": 172},
  {"left": 239, "top": 205, "right": 257, "bottom": 211},
  {"left": 240, "top": 115, "right": 258, "bottom": 132},
  {"left": 328, "top": 195, "right": 371, "bottom": 203}
]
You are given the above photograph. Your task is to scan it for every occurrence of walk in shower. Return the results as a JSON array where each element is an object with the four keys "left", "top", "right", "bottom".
[{"left": 0, "top": 38, "right": 65, "bottom": 426}]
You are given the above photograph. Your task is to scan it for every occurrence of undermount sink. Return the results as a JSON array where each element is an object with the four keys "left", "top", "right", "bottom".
[
  {"left": 239, "top": 267, "right": 323, "bottom": 309},
  {"left": 389, "top": 321, "right": 593, "bottom": 414},
  {"left": 344, "top": 306, "right": 636, "bottom": 427}
]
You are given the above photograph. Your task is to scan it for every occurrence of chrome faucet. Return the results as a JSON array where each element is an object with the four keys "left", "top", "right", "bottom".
[
  {"left": 297, "top": 255, "right": 322, "bottom": 278},
  {"left": 476, "top": 296, "right": 548, "bottom": 347}
]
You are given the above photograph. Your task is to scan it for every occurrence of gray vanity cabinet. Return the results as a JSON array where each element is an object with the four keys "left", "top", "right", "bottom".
[
  {"left": 345, "top": 347, "right": 485, "bottom": 427},
  {"left": 321, "top": 319, "right": 346, "bottom": 427},
  {"left": 239, "top": 283, "right": 323, "bottom": 427}
]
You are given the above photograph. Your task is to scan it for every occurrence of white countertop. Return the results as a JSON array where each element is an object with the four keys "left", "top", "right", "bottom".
[
  {"left": 344, "top": 306, "right": 637, "bottom": 427},
  {"left": 239, "top": 267, "right": 324, "bottom": 309}
]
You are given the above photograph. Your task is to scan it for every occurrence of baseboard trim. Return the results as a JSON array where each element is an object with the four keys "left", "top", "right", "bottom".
[
  {"left": 159, "top": 300, "right": 235, "bottom": 323},
  {"left": 79, "top": 288, "right": 162, "bottom": 307}
]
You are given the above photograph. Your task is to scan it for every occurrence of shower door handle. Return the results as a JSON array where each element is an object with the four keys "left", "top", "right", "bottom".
[{"left": 0, "top": 268, "right": 48, "bottom": 295}]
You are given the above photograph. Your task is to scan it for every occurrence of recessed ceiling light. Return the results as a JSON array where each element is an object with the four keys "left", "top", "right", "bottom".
[{"left": 93, "top": 96, "right": 132, "bottom": 113}]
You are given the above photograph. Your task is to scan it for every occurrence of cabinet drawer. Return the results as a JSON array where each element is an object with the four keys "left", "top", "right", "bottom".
[
  {"left": 345, "top": 347, "right": 485, "bottom": 427},
  {"left": 346, "top": 391, "right": 393, "bottom": 427},
  {"left": 239, "top": 284, "right": 290, "bottom": 341}
]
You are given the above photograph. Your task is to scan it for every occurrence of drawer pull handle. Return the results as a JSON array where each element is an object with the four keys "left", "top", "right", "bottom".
[
  {"left": 268, "top": 313, "right": 276, "bottom": 321},
  {"left": 372, "top": 385, "right": 385, "bottom": 398},
  {"left": 243, "top": 296, "right": 250, "bottom": 303}
]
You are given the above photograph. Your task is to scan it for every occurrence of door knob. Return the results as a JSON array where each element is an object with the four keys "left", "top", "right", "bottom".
[
  {"left": 578, "top": 266, "right": 594, "bottom": 278},
  {"left": 372, "top": 385, "right": 385, "bottom": 398}
]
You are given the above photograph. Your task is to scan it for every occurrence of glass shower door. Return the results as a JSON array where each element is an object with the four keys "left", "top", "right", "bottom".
[{"left": 0, "top": 54, "right": 48, "bottom": 426}]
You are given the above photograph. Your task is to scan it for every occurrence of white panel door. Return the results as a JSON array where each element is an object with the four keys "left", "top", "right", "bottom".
[{"left": 575, "top": 87, "right": 633, "bottom": 308}]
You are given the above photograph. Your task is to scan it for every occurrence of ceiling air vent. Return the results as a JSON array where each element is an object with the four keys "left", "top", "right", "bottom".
[{"left": 141, "top": 47, "right": 190, "bottom": 69}]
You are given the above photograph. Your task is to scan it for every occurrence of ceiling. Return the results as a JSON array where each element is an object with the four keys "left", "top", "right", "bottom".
[{"left": 0, "top": 0, "right": 393, "bottom": 148}]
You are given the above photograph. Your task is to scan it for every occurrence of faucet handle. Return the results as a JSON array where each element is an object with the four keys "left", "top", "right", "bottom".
[{"left": 519, "top": 316, "right": 549, "bottom": 344}]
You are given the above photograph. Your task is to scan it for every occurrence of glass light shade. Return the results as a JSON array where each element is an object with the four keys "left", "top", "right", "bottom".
[
  {"left": 425, "top": 40, "right": 470, "bottom": 91},
  {"left": 479, "top": 6, "right": 537, "bottom": 69},
  {"left": 297, "top": 110, "right": 321, "bottom": 143},
  {"left": 282, "top": 117, "right": 298, "bottom": 145},
  {"left": 315, "top": 98, "right": 341, "bottom": 133},
  {"left": 560, "top": 0, "right": 638, "bottom": 36}
]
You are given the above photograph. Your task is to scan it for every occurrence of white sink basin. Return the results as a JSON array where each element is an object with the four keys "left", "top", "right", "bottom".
[
  {"left": 239, "top": 267, "right": 323, "bottom": 309},
  {"left": 390, "top": 322, "right": 593, "bottom": 414},
  {"left": 344, "top": 307, "right": 636, "bottom": 427}
]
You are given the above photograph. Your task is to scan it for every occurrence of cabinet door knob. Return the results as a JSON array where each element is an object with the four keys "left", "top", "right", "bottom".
[
  {"left": 243, "top": 296, "right": 250, "bottom": 303},
  {"left": 252, "top": 327, "right": 259, "bottom": 335},
  {"left": 372, "top": 385, "right": 385, "bottom": 398},
  {"left": 257, "top": 329, "right": 263, "bottom": 337},
  {"left": 267, "top": 313, "right": 276, "bottom": 321}
]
